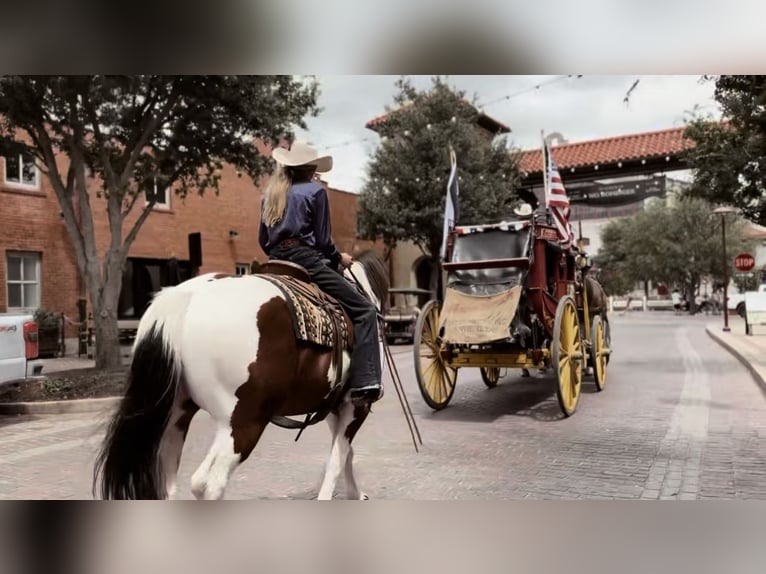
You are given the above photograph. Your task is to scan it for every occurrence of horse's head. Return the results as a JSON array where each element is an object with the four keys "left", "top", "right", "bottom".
[{"left": 344, "top": 250, "right": 390, "bottom": 313}]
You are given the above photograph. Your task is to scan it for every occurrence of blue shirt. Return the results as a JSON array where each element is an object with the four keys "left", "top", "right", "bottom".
[{"left": 259, "top": 181, "right": 342, "bottom": 266}]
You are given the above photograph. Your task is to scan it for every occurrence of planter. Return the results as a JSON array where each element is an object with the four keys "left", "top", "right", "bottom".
[
  {"left": 0, "top": 366, "right": 127, "bottom": 411},
  {"left": 33, "top": 308, "right": 63, "bottom": 358},
  {"left": 38, "top": 328, "right": 61, "bottom": 358}
]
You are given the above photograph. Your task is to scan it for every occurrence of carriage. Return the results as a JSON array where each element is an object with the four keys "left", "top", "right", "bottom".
[{"left": 413, "top": 211, "right": 612, "bottom": 416}]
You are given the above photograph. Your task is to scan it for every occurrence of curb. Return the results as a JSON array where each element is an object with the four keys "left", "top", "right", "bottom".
[
  {"left": 0, "top": 396, "right": 120, "bottom": 416},
  {"left": 705, "top": 326, "right": 766, "bottom": 397}
]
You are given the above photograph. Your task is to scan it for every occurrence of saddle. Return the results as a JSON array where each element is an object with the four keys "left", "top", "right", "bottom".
[{"left": 253, "top": 261, "right": 354, "bottom": 389}]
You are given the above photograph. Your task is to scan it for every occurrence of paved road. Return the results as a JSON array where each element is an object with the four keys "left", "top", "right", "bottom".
[{"left": 1, "top": 313, "right": 764, "bottom": 500}]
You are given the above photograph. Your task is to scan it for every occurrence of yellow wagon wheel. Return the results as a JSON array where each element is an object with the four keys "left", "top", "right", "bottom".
[
  {"left": 413, "top": 300, "right": 457, "bottom": 410},
  {"left": 552, "top": 295, "right": 584, "bottom": 417},
  {"left": 590, "top": 314, "right": 608, "bottom": 392},
  {"left": 480, "top": 367, "right": 501, "bottom": 388}
]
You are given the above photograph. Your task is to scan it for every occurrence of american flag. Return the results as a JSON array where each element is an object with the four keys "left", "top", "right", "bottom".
[{"left": 542, "top": 135, "right": 573, "bottom": 247}]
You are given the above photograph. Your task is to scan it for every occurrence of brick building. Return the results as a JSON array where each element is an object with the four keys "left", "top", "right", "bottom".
[{"left": 0, "top": 153, "right": 375, "bottom": 338}]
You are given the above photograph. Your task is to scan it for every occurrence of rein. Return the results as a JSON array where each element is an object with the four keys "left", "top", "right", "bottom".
[{"left": 347, "top": 267, "right": 423, "bottom": 454}]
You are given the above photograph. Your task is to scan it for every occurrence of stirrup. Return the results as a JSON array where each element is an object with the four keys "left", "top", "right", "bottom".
[{"left": 349, "top": 385, "right": 384, "bottom": 403}]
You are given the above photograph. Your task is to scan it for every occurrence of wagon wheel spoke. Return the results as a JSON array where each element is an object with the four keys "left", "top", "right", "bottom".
[
  {"left": 590, "top": 315, "right": 608, "bottom": 391},
  {"left": 481, "top": 367, "right": 501, "bottom": 388},
  {"left": 414, "top": 300, "right": 457, "bottom": 411},
  {"left": 553, "top": 296, "right": 582, "bottom": 417}
]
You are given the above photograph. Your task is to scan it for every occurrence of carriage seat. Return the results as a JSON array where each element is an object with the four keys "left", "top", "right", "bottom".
[{"left": 254, "top": 261, "right": 311, "bottom": 284}]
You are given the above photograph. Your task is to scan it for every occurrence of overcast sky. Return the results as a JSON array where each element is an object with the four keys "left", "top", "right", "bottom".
[{"left": 294, "top": 75, "right": 722, "bottom": 192}]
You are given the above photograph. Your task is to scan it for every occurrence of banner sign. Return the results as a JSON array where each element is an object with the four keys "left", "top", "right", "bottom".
[{"left": 566, "top": 176, "right": 666, "bottom": 206}]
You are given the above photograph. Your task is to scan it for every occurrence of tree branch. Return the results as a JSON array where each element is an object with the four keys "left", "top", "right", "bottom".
[
  {"left": 124, "top": 199, "right": 157, "bottom": 253},
  {"left": 30, "top": 121, "right": 88, "bottom": 272},
  {"left": 118, "top": 87, "right": 182, "bottom": 190},
  {"left": 83, "top": 96, "right": 119, "bottom": 192}
]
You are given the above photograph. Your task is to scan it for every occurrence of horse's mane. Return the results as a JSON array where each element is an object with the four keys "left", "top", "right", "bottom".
[{"left": 354, "top": 249, "right": 390, "bottom": 309}]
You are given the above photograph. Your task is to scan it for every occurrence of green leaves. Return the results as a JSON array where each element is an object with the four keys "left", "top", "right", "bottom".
[
  {"left": 594, "top": 196, "right": 754, "bottom": 296},
  {"left": 0, "top": 75, "right": 320, "bottom": 202},
  {"left": 683, "top": 75, "right": 766, "bottom": 224},
  {"left": 358, "top": 76, "right": 521, "bottom": 259}
]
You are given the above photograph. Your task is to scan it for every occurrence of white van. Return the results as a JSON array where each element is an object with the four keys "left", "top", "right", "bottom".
[{"left": 0, "top": 313, "right": 43, "bottom": 385}]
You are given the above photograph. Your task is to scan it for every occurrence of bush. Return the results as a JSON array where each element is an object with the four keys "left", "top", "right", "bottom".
[{"left": 34, "top": 308, "right": 60, "bottom": 331}]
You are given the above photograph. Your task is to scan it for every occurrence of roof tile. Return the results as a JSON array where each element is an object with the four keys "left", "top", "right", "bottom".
[{"left": 514, "top": 126, "right": 695, "bottom": 175}]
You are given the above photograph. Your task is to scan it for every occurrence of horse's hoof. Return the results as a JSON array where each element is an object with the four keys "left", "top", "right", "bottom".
[{"left": 360, "top": 493, "right": 370, "bottom": 501}]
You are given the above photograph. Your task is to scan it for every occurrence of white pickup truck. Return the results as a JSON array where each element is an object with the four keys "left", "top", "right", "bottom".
[
  {"left": 0, "top": 313, "right": 43, "bottom": 385},
  {"left": 728, "top": 284, "right": 766, "bottom": 317}
]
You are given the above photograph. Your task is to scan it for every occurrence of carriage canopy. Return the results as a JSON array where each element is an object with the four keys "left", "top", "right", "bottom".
[{"left": 439, "top": 220, "right": 532, "bottom": 344}]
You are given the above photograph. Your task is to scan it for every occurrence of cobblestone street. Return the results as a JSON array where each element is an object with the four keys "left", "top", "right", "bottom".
[{"left": 1, "top": 313, "right": 764, "bottom": 500}]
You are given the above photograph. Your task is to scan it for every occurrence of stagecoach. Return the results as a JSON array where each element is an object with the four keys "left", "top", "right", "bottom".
[{"left": 413, "top": 211, "right": 612, "bottom": 416}]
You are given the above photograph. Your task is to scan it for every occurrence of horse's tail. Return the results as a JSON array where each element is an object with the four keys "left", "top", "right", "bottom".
[{"left": 93, "top": 287, "right": 193, "bottom": 500}]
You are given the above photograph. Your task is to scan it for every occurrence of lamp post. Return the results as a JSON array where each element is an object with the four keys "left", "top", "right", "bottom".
[{"left": 714, "top": 206, "right": 736, "bottom": 332}]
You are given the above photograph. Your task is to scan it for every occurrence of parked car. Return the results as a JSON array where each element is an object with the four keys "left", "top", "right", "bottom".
[
  {"left": 383, "top": 288, "right": 435, "bottom": 344},
  {"left": 0, "top": 313, "right": 43, "bottom": 385},
  {"left": 728, "top": 284, "right": 766, "bottom": 318}
]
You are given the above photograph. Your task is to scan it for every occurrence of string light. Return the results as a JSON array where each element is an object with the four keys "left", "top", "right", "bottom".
[
  {"left": 313, "top": 75, "right": 585, "bottom": 152},
  {"left": 477, "top": 75, "right": 583, "bottom": 108}
]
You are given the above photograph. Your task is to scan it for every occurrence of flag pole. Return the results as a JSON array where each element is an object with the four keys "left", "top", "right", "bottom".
[{"left": 541, "top": 130, "right": 551, "bottom": 225}]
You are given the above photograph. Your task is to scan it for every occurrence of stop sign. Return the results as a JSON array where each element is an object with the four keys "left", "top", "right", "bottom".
[{"left": 734, "top": 252, "right": 756, "bottom": 272}]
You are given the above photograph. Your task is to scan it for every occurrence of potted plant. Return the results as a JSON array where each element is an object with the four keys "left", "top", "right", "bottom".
[{"left": 34, "top": 308, "right": 62, "bottom": 358}]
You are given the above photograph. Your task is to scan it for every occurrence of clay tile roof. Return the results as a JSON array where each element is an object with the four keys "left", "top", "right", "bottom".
[
  {"left": 514, "top": 126, "right": 695, "bottom": 175},
  {"left": 366, "top": 100, "right": 511, "bottom": 134}
]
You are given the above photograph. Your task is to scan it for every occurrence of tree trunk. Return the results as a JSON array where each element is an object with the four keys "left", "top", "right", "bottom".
[
  {"left": 686, "top": 283, "right": 697, "bottom": 315},
  {"left": 86, "top": 254, "right": 125, "bottom": 370}
]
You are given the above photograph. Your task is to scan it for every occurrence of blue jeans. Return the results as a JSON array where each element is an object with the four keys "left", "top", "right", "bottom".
[{"left": 268, "top": 245, "right": 382, "bottom": 389}]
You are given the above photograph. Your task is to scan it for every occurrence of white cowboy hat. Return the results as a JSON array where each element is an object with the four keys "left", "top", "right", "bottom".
[
  {"left": 513, "top": 203, "right": 533, "bottom": 217},
  {"left": 271, "top": 141, "right": 333, "bottom": 173}
]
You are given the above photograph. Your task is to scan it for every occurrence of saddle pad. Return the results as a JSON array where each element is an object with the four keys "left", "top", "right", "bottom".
[
  {"left": 438, "top": 285, "right": 522, "bottom": 345},
  {"left": 257, "top": 274, "right": 352, "bottom": 351}
]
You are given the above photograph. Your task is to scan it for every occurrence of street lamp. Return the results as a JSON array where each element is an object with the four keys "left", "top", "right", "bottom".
[{"left": 714, "top": 205, "right": 736, "bottom": 332}]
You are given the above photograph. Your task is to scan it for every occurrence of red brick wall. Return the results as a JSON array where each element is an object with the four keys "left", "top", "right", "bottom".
[
  {"left": 1, "top": 157, "right": 375, "bottom": 336},
  {"left": 0, "top": 157, "right": 82, "bottom": 336},
  {"left": 324, "top": 184, "right": 379, "bottom": 257}
]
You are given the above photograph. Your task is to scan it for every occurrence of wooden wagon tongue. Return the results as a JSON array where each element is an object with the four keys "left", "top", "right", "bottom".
[{"left": 438, "top": 285, "right": 522, "bottom": 345}]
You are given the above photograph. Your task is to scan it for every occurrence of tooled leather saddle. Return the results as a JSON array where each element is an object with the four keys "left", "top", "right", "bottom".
[{"left": 253, "top": 261, "right": 354, "bottom": 390}]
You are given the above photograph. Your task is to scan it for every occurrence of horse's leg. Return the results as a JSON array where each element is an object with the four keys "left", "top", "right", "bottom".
[
  {"left": 343, "top": 402, "right": 371, "bottom": 501},
  {"left": 317, "top": 398, "right": 357, "bottom": 500},
  {"left": 159, "top": 394, "right": 199, "bottom": 499},
  {"left": 190, "top": 418, "right": 267, "bottom": 500},
  {"left": 318, "top": 397, "right": 371, "bottom": 500}
]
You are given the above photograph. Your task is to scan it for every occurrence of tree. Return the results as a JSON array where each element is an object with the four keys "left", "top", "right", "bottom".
[
  {"left": 0, "top": 75, "right": 318, "bottom": 369},
  {"left": 683, "top": 75, "right": 766, "bottom": 225},
  {"left": 357, "top": 76, "right": 523, "bottom": 294},
  {"left": 594, "top": 196, "right": 753, "bottom": 311}
]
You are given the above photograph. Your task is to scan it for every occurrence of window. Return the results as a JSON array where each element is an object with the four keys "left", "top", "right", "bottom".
[
  {"left": 3, "top": 154, "right": 39, "bottom": 189},
  {"left": 235, "top": 263, "right": 250, "bottom": 276},
  {"left": 6, "top": 252, "right": 41, "bottom": 311},
  {"left": 145, "top": 176, "right": 171, "bottom": 208}
]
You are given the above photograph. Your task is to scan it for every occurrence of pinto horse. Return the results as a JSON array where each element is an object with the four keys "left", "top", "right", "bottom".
[{"left": 93, "top": 250, "right": 389, "bottom": 500}]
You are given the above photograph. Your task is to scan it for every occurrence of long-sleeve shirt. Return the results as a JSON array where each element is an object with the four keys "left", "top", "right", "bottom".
[{"left": 259, "top": 181, "right": 342, "bottom": 267}]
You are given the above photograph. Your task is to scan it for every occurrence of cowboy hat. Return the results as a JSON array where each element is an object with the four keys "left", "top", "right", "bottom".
[
  {"left": 513, "top": 202, "right": 533, "bottom": 217},
  {"left": 271, "top": 141, "right": 333, "bottom": 173}
]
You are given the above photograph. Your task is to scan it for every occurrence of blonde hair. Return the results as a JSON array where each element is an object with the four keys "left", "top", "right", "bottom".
[{"left": 262, "top": 164, "right": 292, "bottom": 227}]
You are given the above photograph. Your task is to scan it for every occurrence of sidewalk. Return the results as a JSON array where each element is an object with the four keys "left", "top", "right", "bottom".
[
  {"left": 705, "top": 315, "right": 766, "bottom": 397},
  {"left": 39, "top": 343, "right": 133, "bottom": 374}
]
